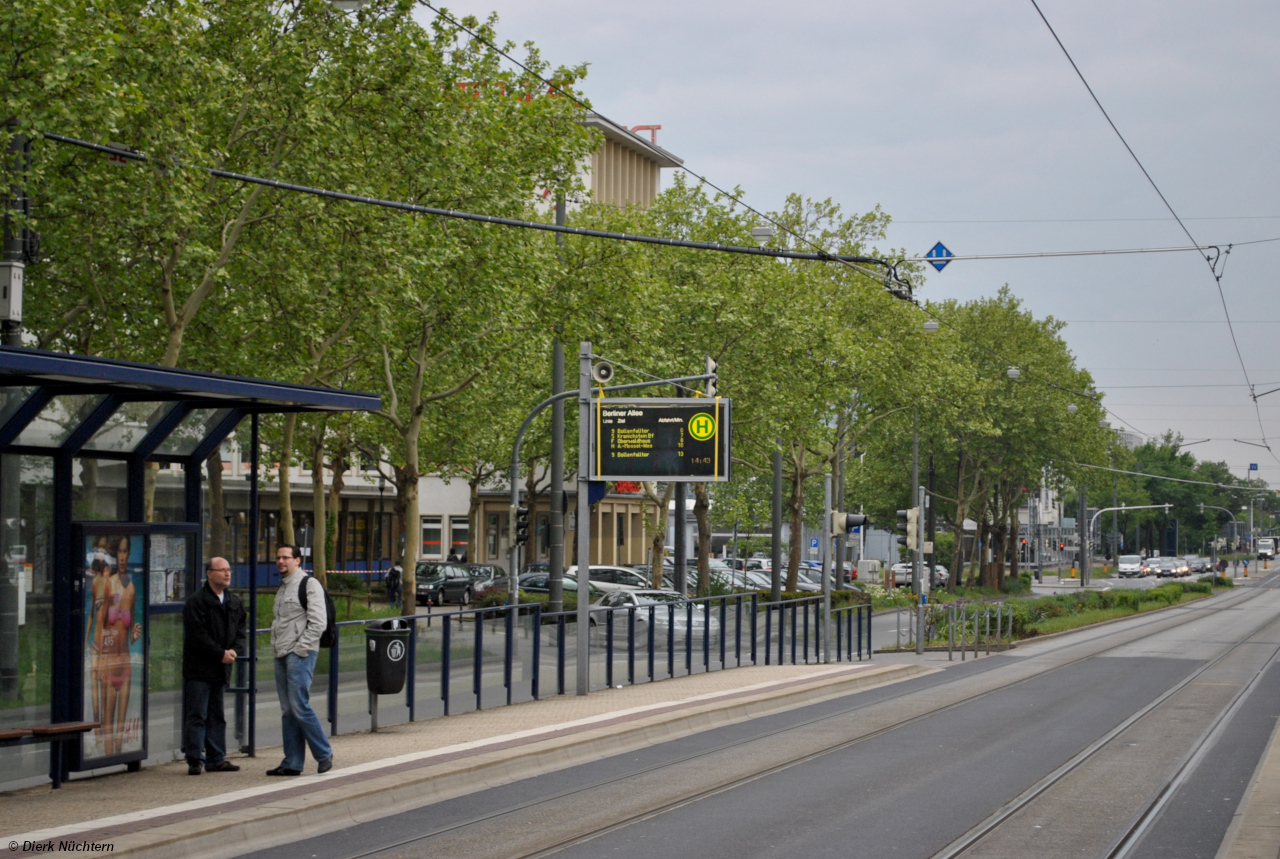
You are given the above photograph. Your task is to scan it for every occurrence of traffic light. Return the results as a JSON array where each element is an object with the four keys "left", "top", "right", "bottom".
[
  {"left": 831, "top": 511, "right": 870, "bottom": 535},
  {"left": 895, "top": 508, "right": 920, "bottom": 550},
  {"left": 515, "top": 506, "right": 531, "bottom": 546},
  {"left": 704, "top": 356, "right": 719, "bottom": 397}
]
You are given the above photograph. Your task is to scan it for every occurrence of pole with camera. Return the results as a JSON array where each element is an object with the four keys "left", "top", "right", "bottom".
[{"left": 509, "top": 345, "right": 717, "bottom": 694}]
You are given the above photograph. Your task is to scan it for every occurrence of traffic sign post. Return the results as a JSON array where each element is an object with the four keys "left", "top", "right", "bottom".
[{"left": 592, "top": 398, "right": 731, "bottom": 482}]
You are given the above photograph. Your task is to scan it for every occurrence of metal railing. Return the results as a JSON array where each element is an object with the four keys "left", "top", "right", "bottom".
[
  {"left": 944, "top": 601, "right": 1014, "bottom": 661},
  {"left": 238, "top": 595, "right": 874, "bottom": 750}
]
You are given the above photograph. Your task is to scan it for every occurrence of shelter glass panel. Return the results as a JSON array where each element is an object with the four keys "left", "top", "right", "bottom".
[
  {"left": 0, "top": 386, "right": 35, "bottom": 430},
  {"left": 82, "top": 402, "right": 174, "bottom": 454},
  {"left": 149, "top": 465, "right": 186, "bottom": 523},
  {"left": 72, "top": 458, "right": 128, "bottom": 521},
  {"left": 14, "top": 394, "right": 105, "bottom": 448},
  {"left": 0, "top": 454, "right": 55, "bottom": 784},
  {"left": 155, "top": 408, "right": 232, "bottom": 458}
]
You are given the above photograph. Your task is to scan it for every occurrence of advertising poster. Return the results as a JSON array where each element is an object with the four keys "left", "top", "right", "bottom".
[{"left": 82, "top": 533, "right": 146, "bottom": 764}]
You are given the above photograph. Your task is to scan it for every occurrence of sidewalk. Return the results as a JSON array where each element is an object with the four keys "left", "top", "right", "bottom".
[{"left": 1, "top": 660, "right": 931, "bottom": 859}]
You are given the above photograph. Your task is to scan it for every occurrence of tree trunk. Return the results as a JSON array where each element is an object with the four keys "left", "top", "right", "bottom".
[
  {"left": 326, "top": 442, "right": 348, "bottom": 572},
  {"left": 395, "top": 448, "right": 420, "bottom": 598},
  {"left": 1009, "top": 506, "right": 1020, "bottom": 582},
  {"left": 693, "top": 483, "right": 711, "bottom": 596},
  {"left": 468, "top": 475, "right": 482, "bottom": 563},
  {"left": 643, "top": 482, "right": 674, "bottom": 588},
  {"left": 206, "top": 452, "right": 226, "bottom": 560},
  {"left": 143, "top": 462, "right": 158, "bottom": 521},
  {"left": 279, "top": 414, "right": 296, "bottom": 545},
  {"left": 786, "top": 472, "right": 805, "bottom": 592},
  {"left": 310, "top": 429, "right": 327, "bottom": 587},
  {"left": 79, "top": 458, "right": 98, "bottom": 518}
]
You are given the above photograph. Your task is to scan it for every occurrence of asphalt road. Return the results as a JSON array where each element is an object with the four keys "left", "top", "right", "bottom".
[{"left": 244, "top": 573, "right": 1280, "bottom": 859}]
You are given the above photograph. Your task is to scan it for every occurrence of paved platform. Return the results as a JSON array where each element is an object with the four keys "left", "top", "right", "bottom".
[{"left": 0, "top": 660, "right": 931, "bottom": 859}]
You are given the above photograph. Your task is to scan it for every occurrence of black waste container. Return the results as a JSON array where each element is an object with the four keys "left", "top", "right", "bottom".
[{"left": 365, "top": 619, "right": 411, "bottom": 695}]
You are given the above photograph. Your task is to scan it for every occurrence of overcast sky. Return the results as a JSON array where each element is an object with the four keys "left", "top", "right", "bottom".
[{"left": 439, "top": 0, "right": 1280, "bottom": 484}]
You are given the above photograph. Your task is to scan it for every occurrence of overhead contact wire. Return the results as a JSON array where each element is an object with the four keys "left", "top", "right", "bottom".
[{"left": 1028, "top": 0, "right": 1276, "bottom": 466}]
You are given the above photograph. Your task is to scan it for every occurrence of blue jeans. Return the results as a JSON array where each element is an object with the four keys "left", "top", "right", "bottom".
[
  {"left": 274, "top": 652, "right": 332, "bottom": 770},
  {"left": 183, "top": 679, "right": 227, "bottom": 766}
]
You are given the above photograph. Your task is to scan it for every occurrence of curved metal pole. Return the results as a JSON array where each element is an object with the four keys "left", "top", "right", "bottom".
[
  {"left": 509, "top": 390, "right": 578, "bottom": 604},
  {"left": 506, "top": 371, "right": 719, "bottom": 604}
]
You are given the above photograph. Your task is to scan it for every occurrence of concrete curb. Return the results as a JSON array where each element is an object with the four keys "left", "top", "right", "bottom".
[{"left": 20, "top": 663, "right": 930, "bottom": 859}]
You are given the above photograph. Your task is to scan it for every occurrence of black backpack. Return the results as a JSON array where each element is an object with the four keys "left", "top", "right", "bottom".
[{"left": 296, "top": 574, "right": 338, "bottom": 648}]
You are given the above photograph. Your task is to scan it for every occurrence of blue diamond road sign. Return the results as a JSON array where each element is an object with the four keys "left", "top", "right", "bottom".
[{"left": 926, "top": 242, "right": 954, "bottom": 272}]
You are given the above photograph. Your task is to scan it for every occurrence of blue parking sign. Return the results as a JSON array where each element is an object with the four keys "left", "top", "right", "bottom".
[{"left": 809, "top": 537, "right": 819, "bottom": 549}]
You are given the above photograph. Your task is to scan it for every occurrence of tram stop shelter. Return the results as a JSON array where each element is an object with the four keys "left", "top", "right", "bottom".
[{"left": 0, "top": 347, "right": 380, "bottom": 788}]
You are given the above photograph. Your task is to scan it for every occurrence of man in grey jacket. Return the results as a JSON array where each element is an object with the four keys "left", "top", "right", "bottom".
[{"left": 267, "top": 545, "right": 333, "bottom": 776}]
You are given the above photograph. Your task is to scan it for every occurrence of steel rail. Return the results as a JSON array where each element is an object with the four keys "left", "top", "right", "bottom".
[
  {"left": 327, "top": 579, "right": 1276, "bottom": 859},
  {"left": 932, "top": 575, "right": 1280, "bottom": 859}
]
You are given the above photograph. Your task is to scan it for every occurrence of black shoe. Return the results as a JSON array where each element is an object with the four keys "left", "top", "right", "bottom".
[
  {"left": 265, "top": 766, "right": 302, "bottom": 777},
  {"left": 206, "top": 761, "right": 240, "bottom": 772},
  {"left": 317, "top": 758, "right": 333, "bottom": 775},
  {"left": 188, "top": 763, "right": 203, "bottom": 776}
]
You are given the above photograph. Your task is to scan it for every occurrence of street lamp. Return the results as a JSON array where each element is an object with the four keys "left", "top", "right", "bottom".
[
  {"left": 751, "top": 225, "right": 776, "bottom": 247},
  {"left": 923, "top": 320, "right": 940, "bottom": 333},
  {"left": 328, "top": 0, "right": 367, "bottom": 10},
  {"left": 1067, "top": 403, "right": 1078, "bottom": 415},
  {"left": 1007, "top": 366, "right": 1021, "bottom": 381}
]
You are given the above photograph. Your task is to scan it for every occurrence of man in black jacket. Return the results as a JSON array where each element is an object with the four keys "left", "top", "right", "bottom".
[{"left": 183, "top": 556, "right": 247, "bottom": 775}]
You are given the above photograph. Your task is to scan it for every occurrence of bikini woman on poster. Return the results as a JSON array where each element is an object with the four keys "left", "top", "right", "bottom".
[
  {"left": 98, "top": 536, "right": 142, "bottom": 757},
  {"left": 84, "top": 538, "right": 113, "bottom": 756}
]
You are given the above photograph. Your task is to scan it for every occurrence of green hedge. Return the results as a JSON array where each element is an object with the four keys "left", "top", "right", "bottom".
[
  {"left": 1200, "top": 576, "right": 1234, "bottom": 588},
  {"left": 1008, "top": 582, "right": 1206, "bottom": 638}
]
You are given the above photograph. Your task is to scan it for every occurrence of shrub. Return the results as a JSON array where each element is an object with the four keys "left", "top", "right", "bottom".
[
  {"left": 1001, "top": 574, "right": 1030, "bottom": 595},
  {"left": 1200, "top": 576, "right": 1234, "bottom": 588},
  {"left": 1181, "top": 581, "right": 1211, "bottom": 595},
  {"left": 326, "top": 572, "right": 366, "bottom": 594}
]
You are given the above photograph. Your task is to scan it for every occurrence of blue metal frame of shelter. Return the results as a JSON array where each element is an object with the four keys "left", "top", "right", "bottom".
[{"left": 0, "top": 347, "right": 380, "bottom": 784}]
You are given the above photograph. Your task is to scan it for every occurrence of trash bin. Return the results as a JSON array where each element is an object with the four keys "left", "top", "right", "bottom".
[{"left": 365, "top": 619, "right": 411, "bottom": 696}]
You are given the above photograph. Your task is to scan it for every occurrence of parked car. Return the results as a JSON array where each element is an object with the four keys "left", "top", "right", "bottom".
[
  {"left": 415, "top": 561, "right": 476, "bottom": 606},
  {"left": 516, "top": 572, "right": 604, "bottom": 601},
  {"left": 1117, "top": 555, "right": 1143, "bottom": 577},
  {"left": 566, "top": 564, "right": 650, "bottom": 593},
  {"left": 591, "top": 589, "right": 721, "bottom": 637},
  {"left": 661, "top": 568, "right": 747, "bottom": 595},
  {"left": 465, "top": 563, "right": 508, "bottom": 595}
]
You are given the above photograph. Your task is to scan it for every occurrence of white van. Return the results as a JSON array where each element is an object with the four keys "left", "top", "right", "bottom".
[
  {"left": 1258, "top": 538, "right": 1275, "bottom": 560},
  {"left": 1117, "top": 555, "right": 1143, "bottom": 577}
]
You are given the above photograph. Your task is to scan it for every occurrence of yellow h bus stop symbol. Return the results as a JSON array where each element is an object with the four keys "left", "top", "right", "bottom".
[{"left": 689, "top": 412, "right": 716, "bottom": 441}]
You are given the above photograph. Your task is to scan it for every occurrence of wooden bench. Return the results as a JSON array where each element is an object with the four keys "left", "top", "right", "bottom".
[{"left": 0, "top": 721, "right": 100, "bottom": 788}]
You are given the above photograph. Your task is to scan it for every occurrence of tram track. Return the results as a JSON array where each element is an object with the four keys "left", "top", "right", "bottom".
[
  {"left": 933, "top": 574, "right": 1280, "bottom": 859},
  {"left": 321, "top": 577, "right": 1280, "bottom": 859}
]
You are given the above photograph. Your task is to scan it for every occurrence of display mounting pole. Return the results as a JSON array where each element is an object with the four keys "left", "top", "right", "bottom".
[
  {"left": 575, "top": 342, "right": 593, "bottom": 695},
  {"left": 822, "top": 474, "right": 832, "bottom": 663}
]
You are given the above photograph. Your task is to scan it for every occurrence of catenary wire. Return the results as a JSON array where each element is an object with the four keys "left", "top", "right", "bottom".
[
  {"left": 903, "top": 240, "right": 1279, "bottom": 262},
  {"left": 38, "top": 133, "right": 903, "bottom": 277},
  {"left": 420, "top": 2, "right": 910, "bottom": 295},
  {"left": 1027, "top": 0, "right": 1276, "bottom": 465},
  {"left": 1065, "top": 461, "right": 1272, "bottom": 491}
]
